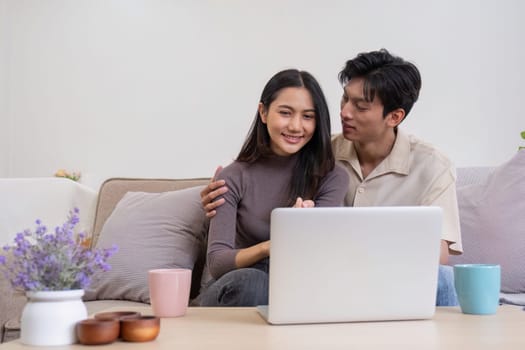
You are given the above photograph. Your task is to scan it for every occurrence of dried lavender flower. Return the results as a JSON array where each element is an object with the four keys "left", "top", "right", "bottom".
[{"left": 0, "top": 208, "right": 118, "bottom": 291}]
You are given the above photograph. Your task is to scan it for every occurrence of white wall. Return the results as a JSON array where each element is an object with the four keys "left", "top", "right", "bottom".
[
  {"left": 3, "top": 0, "right": 524, "bottom": 190},
  {"left": 0, "top": 0, "right": 8, "bottom": 177}
]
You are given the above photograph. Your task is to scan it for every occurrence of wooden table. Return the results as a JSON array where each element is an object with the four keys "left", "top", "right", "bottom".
[{"left": 1, "top": 305, "right": 524, "bottom": 349}]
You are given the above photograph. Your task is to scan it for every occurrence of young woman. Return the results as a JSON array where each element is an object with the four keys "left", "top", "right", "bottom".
[{"left": 195, "top": 69, "right": 349, "bottom": 306}]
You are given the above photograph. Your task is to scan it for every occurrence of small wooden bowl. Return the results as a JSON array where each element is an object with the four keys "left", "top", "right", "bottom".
[
  {"left": 76, "top": 319, "right": 120, "bottom": 345},
  {"left": 120, "top": 316, "right": 160, "bottom": 342},
  {"left": 94, "top": 311, "right": 141, "bottom": 321}
]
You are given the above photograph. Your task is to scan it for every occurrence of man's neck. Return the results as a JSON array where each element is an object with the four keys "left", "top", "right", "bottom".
[{"left": 354, "top": 130, "right": 397, "bottom": 178}]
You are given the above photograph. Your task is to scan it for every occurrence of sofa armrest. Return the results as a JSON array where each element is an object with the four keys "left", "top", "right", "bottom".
[
  {"left": 0, "top": 177, "right": 97, "bottom": 246},
  {"left": 0, "top": 254, "right": 26, "bottom": 339}
]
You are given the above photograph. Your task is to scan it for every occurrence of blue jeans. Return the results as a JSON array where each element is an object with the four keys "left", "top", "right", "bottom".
[
  {"left": 194, "top": 264, "right": 457, "bottom": 307},
  {"left": 436, "top": 265, "right": 458, "bottom": 306},
  {"left": 193, "top": 268, "right": 269, "bottom": 306}
]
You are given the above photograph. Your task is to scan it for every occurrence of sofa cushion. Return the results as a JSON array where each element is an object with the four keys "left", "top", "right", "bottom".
[
  {"left": 450, "top": 151, "right": 525, "bottom": 293},
  {"left": 84, "top": 186, "right": 208, "bottom": 303}
]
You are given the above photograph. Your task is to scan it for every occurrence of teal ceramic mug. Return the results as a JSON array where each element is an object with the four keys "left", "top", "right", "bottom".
[{"left": 453, "top": 264, "right": 500, "bottom": 315}]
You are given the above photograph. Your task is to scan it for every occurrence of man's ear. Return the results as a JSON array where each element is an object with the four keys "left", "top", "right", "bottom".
[
  {"left": 387, "top": 108, "right": 406, "bottom": 128},
  {"left": 259, "top": 103, "right": 267, "bottom": 124}
]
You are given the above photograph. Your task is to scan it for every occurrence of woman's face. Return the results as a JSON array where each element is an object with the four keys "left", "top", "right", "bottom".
[{"left": 259, "top": 87, "right": 316, "bottom": 157}]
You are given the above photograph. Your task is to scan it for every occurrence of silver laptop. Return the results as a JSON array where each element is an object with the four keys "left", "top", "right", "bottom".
[{"left": 258, "top": 206, "right": 442, "bottom": 324}]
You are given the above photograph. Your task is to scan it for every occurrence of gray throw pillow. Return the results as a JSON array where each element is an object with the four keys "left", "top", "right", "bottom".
[
  {"left": 84, "top": 186, "right": 207, "bottom": 303},
  {"left": 451, "top": 151, "right": 525, "bottom": 293}
]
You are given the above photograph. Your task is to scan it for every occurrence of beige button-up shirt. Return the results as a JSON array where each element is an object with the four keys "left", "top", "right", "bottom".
[{"left": 332, "top": 129, "right": 463, "bottom": 254}]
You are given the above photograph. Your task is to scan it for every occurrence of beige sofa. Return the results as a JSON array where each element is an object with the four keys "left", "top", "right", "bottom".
[
  {"left": 1, "top": 177, "right": 210, "bottom": 342},
  {"left": 2, "top": 152, "right": 524, "bottom": 341}
]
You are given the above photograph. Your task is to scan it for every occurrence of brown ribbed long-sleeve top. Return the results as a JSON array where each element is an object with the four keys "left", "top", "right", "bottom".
[{"left": 207, "top": 154, "right": 349, "bottom": 279}]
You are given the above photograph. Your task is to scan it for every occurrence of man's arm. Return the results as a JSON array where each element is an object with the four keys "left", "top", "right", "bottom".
[
  {"left": 425, "top": 173, "right": 462, "bottom": 263},
  {"left": 440, "top": 240, "right": 449, "bottom": 265}
]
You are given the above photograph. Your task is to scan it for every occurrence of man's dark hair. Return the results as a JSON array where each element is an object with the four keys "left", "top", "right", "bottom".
[{"left": 338, "top": 48, "right": 421, "bottom": 118}]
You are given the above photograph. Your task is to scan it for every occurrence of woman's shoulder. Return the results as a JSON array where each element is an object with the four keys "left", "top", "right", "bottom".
[
  {"left": 216, "top": 160, "right": 252, "bottom": 182},
  {"left": 314, "top": 163, "right": 350, "bottom": 206},
  {"left": 219, "top": 158, "right": 286, "bottom": 178},
  {"left": 319, "top": 162, "right": 350, "bottom": 189},
  {"left": 218, "top": 161, "right": 242, "bottom": 176},
  {"left": 329, "top": 162, "right": 350, "bottom": 180}
]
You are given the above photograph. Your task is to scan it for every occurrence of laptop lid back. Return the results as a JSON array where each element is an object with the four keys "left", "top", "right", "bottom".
[{"left": 265, "top": 206, "right": 442, "bottom": 324}]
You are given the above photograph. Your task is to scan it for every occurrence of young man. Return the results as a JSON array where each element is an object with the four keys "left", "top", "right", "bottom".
[{"left": 201, "top": 49, "right": 462, "bottom": 306}]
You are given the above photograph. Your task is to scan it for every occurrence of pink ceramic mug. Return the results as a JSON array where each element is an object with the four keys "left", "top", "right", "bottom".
[{"left": 148, "top": 268, "right": 192, "bottom": 317}]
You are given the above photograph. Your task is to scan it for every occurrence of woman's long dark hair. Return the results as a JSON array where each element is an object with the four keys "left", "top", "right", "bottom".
[{"left": 236, "top": 69, "right": 334, "bottom": 205}]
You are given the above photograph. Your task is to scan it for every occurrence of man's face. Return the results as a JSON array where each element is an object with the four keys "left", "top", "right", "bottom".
[{"left": 339, "top": 77, "right": 393, "bottom": 144}]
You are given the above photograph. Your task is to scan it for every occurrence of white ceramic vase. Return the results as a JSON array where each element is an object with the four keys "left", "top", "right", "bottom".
[{"left": 20, "top": 289, "right": 87, "bottom": 346}]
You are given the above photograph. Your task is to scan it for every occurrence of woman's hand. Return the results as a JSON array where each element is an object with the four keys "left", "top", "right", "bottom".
[
  {"left": 200, "top": 166, "right": 228, "bottom": 218},
  {"left": 293, "top": 197, "right": 315, "bottom": 208},
  {"left": 235, "top": 240, "right": 270, "bottom": 268}
]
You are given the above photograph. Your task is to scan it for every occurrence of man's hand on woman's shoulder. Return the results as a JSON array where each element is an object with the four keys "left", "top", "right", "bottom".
[{"left": 201, "top": 166, "right": 228, "bottom": 218}]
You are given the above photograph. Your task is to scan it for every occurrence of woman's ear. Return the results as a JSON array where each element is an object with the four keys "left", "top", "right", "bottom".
[
  {"left": 387, "top": 108, "right": 406, "bottom": 128},
  {"left": 259, "top": 103, "right": 268, "bottom": 124}
]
